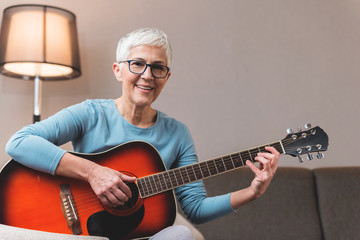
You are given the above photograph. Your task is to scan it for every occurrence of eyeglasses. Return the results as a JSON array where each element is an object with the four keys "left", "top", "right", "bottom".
[{"left": 119, "top": 60, "right": 170, "bottom": 78}]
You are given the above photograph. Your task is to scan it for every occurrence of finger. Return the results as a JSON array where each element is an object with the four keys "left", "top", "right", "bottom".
[
  {"left": 255, "top": 155, "right": 271, "bottom": 170},
  {"left": 99, "top": 193, "right": 119, "bottom": 208},
  {"left": 110, "top": 187, "right": 130, "bottom": 203},
  {"left": 104, "top": 191, "right": 126, "bottom": 207},
  {"left": 246, "top": 160, "right": 261, "bottom": 175},
  {"left": 118, "top": 175, "right": 135, "bottom": 198},
  {"left": 265, "top": 146, "right": 280, "bottom": 159},
  {"left": 257, "top": 152, "right": 274, "bottom": 160},
  {"left": 264, "top": 146, "right": 280, "bottom": 168},
  {"left": 120, "top": 173, "right": 137, "bottom": 183}
]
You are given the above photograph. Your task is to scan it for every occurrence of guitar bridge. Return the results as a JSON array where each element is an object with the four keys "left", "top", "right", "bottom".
[{"left": 59, "top": 184, "right": 82, "bottom": 235}]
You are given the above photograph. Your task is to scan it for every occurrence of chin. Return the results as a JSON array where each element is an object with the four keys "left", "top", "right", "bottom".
[{"left": 133, "top": 98, "right": 154, "bottom": 107}]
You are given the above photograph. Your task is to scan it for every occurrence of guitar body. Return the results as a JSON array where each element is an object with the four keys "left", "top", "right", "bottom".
[{"left": 0, "top": 141, "right": 177, "bottom": 240}]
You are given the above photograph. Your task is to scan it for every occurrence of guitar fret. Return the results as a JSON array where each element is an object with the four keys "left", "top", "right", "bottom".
[
  {"left": 251, "top": 148, "right": 257, "bottom": 161},
  {"left": 238, "top": 152, "right": 246, "bottom": 165},
  {"left": 223, "top": 155, "right": 234, "bottom": 170},
  {"left": 140, "top": 177, "right": 148, "bottom": 196},
  {"left": 252, "top": 148, "right": 258, "bottom": 161},
  {"left": 273, "top": 142, "right": 284, "bottom": 154},
  {"left": 180, "top": 168, "right": 190, "bottom": 184},
  {"left": 174, "top": 169, "right": 184, "bottom": 186},
  {"left": 259, "top": 146, "right": 266, "bottom": 152},
  {"left": 247, "top": 150, "right": 254, "bottom": 162},
  {"left": 144, "top": 176, "right": 153, "bottom": 196},
  {"left": 192, "top": 164, "right": 203, "bottom": 180},
  {"left": 231, "top": 153, "right": 243, "bottom": 167},
  {"left": 168, "top": 170, "right": 178, "bottom": 188},
  {"left": 199, "top": 162, "right": 210, "bottom": 178},
  {"left": 252, "top": 147, "right": 261, "bottom": 162},
  {"left": 228, "top": 155, "right": 235, "bottom": 169},
  {"left": 207, "top": 160, "right": 218, "bottom": 175},
  {"left": 149, "top": 175, "right": 157, "bottom": 194},
  {"left": 215, "top": 158, "right": 226, "bottom": 173},
  {"left": 157, "top": 173, "right": 167, "bottom": 191},
  {"left": 163, "top": 171, "right": 173, "bottom": 189},
  {"left": 153, "top": 175, "right": 162, "bottom": 193},
  {"left": 136, "top": 178, "right": 145, "bottom": 197},
  {"left": 188, "top": 165, "right": 197, "bottom": 182}
]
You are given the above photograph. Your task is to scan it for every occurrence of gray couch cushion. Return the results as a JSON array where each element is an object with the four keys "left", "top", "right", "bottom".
[
  {"left": 197, "top": 167, "right": 323, "bottom": 240},
  {"left": 314, "top": 167, "right": 360, "bottom": 240}
]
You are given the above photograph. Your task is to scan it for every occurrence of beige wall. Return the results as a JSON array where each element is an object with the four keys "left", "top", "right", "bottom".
[{"left": 1, "top": 0, "right": 359, "bottom": 169}]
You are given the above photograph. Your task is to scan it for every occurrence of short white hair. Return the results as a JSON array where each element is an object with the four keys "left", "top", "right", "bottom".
[{"left": 116, "top": 28, "right": 173, "bottom": 66}]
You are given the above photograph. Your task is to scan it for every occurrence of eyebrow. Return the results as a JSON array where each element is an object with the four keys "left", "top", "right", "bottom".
[{"left": 132, "top": 58, "right": 166, "bottom": 65}]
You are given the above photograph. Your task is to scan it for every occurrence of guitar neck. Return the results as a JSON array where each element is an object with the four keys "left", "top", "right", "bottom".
[{"left": 137, "top": 140, "right": 284, "bottom": 198}]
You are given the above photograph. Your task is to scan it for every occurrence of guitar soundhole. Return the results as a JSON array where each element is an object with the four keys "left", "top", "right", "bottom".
[
  {"left": 114, "top": 182, "right": 140, "bottom": 211},
  {"left": 103, "top": 179, "right": 144, "bottom": 216}
]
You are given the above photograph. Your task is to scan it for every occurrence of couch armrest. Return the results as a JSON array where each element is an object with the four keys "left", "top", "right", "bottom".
[
  {"left": 314, "top": 167, "right": 360, "bottom": 240},
  {"left": 0, "top": 224, "right": 108, "bottom": 240}
]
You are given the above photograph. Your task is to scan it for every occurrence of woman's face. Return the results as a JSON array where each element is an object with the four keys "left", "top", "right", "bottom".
[{"left": 113, "top": 45, "right": 171, "bottom": 109}]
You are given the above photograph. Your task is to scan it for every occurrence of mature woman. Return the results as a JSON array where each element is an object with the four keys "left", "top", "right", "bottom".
[{"left": 6, "top": 28, "right": 279, "bottom": 240}]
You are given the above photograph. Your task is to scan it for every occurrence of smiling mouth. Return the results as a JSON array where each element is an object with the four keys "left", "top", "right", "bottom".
[{"left": 135, "top": 84, "right": 154, "bottom": 91}]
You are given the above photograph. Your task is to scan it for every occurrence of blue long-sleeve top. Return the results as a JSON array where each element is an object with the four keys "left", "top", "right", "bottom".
[{"left": 6, "top": 99, "right": 235, "bottom": 224}]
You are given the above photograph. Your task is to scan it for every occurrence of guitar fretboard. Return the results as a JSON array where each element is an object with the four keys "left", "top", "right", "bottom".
[{"left": 136, "top": 141, "right": 284, "bottom": 198}]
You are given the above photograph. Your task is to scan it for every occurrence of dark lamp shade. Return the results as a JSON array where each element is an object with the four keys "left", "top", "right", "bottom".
[{"left": 0, "top": 5, "right": 81, "bottom": 80}]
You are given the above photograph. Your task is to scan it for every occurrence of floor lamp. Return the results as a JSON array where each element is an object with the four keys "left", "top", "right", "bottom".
[{"left": 0, "top": 4, "right": 81, "bottom": 123}]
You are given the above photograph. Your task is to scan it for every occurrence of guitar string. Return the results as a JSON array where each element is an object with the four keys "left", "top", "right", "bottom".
[
  {"left": 72, "top": 140, "right": 324, "bottom": 222},
  {"left": 85, "top": 141, "right": 303, "bottom": 198},
  {"left": 140, "top": 137, "right": 322, "bottom": 196},
  {"left": 60, "top": 135, "right": 319, "bottom": 213},
  {"left": 74, "top": 138, "right": 309, "bottom": 200}
]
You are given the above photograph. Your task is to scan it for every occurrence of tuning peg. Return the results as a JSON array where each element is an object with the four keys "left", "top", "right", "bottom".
[
  {"left": 298, "top": 156, "right": 304, "bottom": 163},
  {"left": 317, "top": 152, "right": 324, "bottom": 159},
  {"left": 305, "top": 123, "right": 312, "bottom": 129},
  {"left": 287, "top": 128, "right": 293, "bottom": 134},
  {"left": 307, "top": 153, "right": 314, "bottom": 160}
]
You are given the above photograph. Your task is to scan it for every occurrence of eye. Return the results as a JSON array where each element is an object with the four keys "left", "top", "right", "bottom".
[
  {"left": 151, "top": 65, "right": 167, "bottom": 71},
  {"left": 130, "top": 61, "right": 145, "bottom": 67}
]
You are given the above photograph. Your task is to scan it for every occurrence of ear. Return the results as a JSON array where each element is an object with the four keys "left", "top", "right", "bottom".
[
  {"left": 113, "top": 62, "right": 122, "bottom": 82},
  {"left": 162, "top": 70, "right": 171, "bottom": 87}
]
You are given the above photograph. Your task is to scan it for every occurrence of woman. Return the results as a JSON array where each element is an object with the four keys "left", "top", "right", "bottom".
[{"left": 6, "top": 28, "right": 279, "bottom": 239}]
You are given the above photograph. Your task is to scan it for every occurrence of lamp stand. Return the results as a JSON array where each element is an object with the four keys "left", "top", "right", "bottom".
[{"left": 33, "top": 74, "right": 42, "bottom": 123}]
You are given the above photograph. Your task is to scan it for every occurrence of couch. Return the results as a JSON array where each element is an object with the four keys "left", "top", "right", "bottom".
[
  {"left": 195, "top": 167, "right": 360, "bottom": 240},
  {"left": 1, "top": 167, "right": 359, "bottom": 240}
]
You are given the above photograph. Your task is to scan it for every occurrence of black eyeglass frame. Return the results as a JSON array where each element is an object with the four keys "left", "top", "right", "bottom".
[{"left": 119, "top": 60, "right": 170, "bottom": 79}]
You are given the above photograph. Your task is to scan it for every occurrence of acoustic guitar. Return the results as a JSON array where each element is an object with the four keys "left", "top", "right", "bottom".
[{"left": 0, "top": 125, "right": 328, "bottom": 240}]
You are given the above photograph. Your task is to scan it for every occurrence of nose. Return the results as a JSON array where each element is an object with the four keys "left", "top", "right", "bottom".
[{"left": 141, "top": 66, "right": 153, "bottom": 80}]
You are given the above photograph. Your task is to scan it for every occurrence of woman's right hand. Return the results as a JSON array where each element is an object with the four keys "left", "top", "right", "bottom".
[
  {"left": 86, "top": 164, "right": 137, "bottom": 207},
  {"left": 55, "top": 152, "right": 136, "bottom": 208}
]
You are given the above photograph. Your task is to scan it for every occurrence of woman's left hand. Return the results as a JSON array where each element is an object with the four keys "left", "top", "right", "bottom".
[{"left": 246, "top": 146, "right": 280, "bottom": 198}]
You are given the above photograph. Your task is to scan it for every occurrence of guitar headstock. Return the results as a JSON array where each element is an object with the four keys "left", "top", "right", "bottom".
[{"left": 281, "top": 124, "right": 329, "bottom": 163}]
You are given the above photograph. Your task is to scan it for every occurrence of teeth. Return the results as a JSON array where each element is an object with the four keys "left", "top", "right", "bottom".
[{"left": 136, "top": 85, "right": 152, "bottom": 90}]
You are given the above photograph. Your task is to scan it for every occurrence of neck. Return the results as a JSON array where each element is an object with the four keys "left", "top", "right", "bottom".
[{"left": 115, "top": 97, "right": 157, "bottom": 128}]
